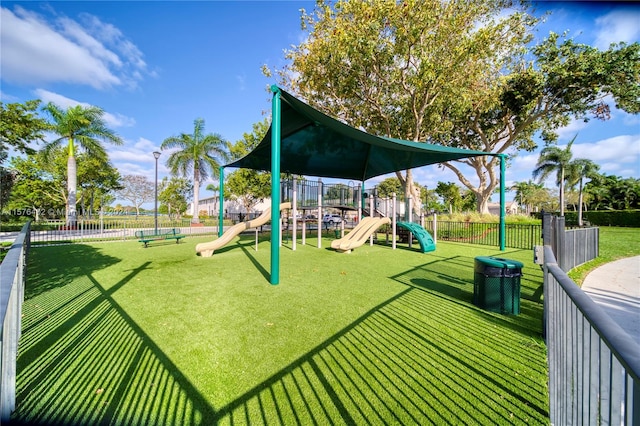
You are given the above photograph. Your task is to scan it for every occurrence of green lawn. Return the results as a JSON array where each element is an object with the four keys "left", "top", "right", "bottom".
[
  {"left": 568, "top": 226, "right": 640, "bottom": 285},
  {"left": 13, "top": 235, "right": 548, "bottom": 425}
]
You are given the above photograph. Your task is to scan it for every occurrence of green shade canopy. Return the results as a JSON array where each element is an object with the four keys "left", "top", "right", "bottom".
[{"left": 226, "top": 87, "right": 495, "bottom": 181}]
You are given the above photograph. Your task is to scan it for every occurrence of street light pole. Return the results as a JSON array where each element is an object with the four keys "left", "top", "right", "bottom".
[{"left": 153, "top": 151, "right": 161, "bottom": 234}]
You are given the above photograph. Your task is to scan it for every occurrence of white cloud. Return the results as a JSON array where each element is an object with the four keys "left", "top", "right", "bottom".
[
  {"left": 555, "top": 118, "right": 589, "bottom": 140},
  {"left": 0, "top": 6, "right": 150, "bottom": 89},
  {"left": 572, "top": 135, "right": 640, "bottom": 176},
  {"left": 0, "top": 90, "right": 19, "bottom": 102},
  {"left": 34, "top": 89, "right": 135, "bottom": 128},
  {"left": 511, "top": 153, "right": 539, "bottom": 177},
  {"left": 236, "top": 74, "right": 247, "bottom": 91},
  {"left": 594, "top": 9, "right": 640, "bottom": 50},
  {"left": 623, "top": 114, "right": 640, "bottom": 127},
  {"left": 109, "top": 138, "right": 161, "bottom": 163},
  {"left": 107, "top": 137, "right": 166, "bottom": 185}
]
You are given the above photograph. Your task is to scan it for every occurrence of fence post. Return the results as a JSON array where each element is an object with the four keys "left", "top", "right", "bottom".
[
  {"left": 542, "top": 212, "right": 552, "bottom": 246},
  {"left": 317, "top": 179, "right": 322, "bottom": 249},
  {"left": 433, "top": 213, "right": 437, "bottom": 243},
  {"left": 392, "top": 193, "right": 397, "bottom": 250},
  {"left": 555, "top": 217, "right": 566, "bottom": 271}
]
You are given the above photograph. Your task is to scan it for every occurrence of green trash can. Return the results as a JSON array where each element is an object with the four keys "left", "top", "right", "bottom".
[{"left": 474, "top": 256, "right": 523, "bottom": 314}]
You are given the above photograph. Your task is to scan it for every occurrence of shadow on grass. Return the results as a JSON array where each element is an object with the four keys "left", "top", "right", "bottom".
[
  {"left": 13, "top": 251, "right": 216, "bottom": 425},
  {"left": 211, "top": 282, "right": 548, "bottom": 423},
  {"left": 12, "top": 248, "right": 548, "bottom": 425},
  {"left": 25, "top": 245, "right": 121, "bottom": 299}
]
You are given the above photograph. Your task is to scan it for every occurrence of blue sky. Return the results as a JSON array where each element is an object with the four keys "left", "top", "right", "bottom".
[{"left": 1, "top": 1, "right": 639, "bottom": 207}]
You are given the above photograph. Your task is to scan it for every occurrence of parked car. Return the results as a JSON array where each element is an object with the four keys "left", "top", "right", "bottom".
[{"left": 322, "top": 214, "right": 343, "bottom": 224}]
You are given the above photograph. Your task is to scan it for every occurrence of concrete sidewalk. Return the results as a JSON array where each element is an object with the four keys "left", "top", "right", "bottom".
[{"left": 582, "top": 255, "right": 640, "bottom": 346}]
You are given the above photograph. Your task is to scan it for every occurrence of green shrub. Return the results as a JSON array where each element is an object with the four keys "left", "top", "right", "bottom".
[
  {"left": 535, "top": 210, "right": 640, "bottom": 227},
  {"left": 584, "top": 210, "right": 640, "bottom": 227}
]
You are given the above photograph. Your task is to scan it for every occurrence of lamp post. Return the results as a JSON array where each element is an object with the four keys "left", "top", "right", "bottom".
[{"left": 153, "top": 151, "right": 161, "bottom": 234}]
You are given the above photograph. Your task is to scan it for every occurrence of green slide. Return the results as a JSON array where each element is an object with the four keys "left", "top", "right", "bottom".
[{"left": 397, "top": 222, "right": 436, "bottom": 253}]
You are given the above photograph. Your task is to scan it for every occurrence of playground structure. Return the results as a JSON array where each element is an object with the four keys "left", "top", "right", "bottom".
[
  {"left": 212, "top": 86, "right": 507, "bottom": 283},
  {"left": 330, "top": 217, "right": 391, "bottom": 253},
  {"left": 196, "top": 202, "right": 291, "bottom": 257},
  {"left": 282, "top": 178, "right": 435, "bottom": 254},
  {"left": 396, "top": 222, "right": 436, "bottom": 253},
  {"left": 200, "top": 177, "right": 435, "bottom": 256}
]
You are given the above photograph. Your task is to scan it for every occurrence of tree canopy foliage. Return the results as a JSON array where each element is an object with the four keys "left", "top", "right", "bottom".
[
  {"left": 0, "top": 100, "right": 49, "bottom": 165},
  {"left": 161, "top": 118, "right": 228, "bottom": 223},
  {"left": 117, "top": 175, "right": 154, "bottom": 217},
  {"left": 532, "top": 135, "right": 576, "bottom": 216},
  {"left": 7, "top": 148, "right": 121, "bottom": 220},
  {"left": 226, "top": 119, "right": 272, "bottom": 213},
  {"left": 43, "top": 102, "right": 123, "bottom": 225},
  {"left": 159, "top": 176, "right": 192, "bottom": 219},
  {"left": 585, "top": 174, "right": 640, "bottom": 211},
  {"left": 268, "top": 0, "right": 640, "bottom": 214}
]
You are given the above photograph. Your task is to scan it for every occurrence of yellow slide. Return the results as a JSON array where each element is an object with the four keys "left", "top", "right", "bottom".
[
  {"left": 331, "top": 217, "right": 391, "bottom": 253},
  {"left": 196, "top": 202, "right": 291, "bottom": 257}
]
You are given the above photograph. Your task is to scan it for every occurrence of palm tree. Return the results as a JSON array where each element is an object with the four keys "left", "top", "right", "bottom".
[
  {"left": 566, "top": 158, "right": 599, "bottom": 226},
  {"left": 509, "top": 180, "right": 545, "bottom": 214},
  {"left": 532, "top": 135, "right": 576, "bottom": 216},
  {"left": 161, "top": 118, "right": 228, "bottom": 224},
  {"left": 43, "top": 103, "right": 123, "bottom": 226}
]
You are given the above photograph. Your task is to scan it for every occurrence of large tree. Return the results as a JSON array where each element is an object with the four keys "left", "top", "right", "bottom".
[
  {"left": 42, "top": 103, "right": 123, "bottom": 226},
  {"left": 435, "top": 182, "right": 464, "bottom": 214},
  {"left": 376, "top": 177, "right": 404, "bottom": 200},
  {"left": 440, "top": 35, "right": 639, "bottom": 213},
  {"left": 585, "top": 174, "right": 640, "bottom": 211},
  {"left": 0, "top": 100, "right": 50, "bottom": 214},
  {"left": 226, "top": 119, "right": 272, "bottom": 215},
  {"left": 532, "top": 136, "right": 575, "bottom": 216},
  {"left": 566, "top": 158, "right": 599, "bottom": 226},
  {"left": 6, "top": 154, "right": 61, "bottom": 221},
  {"left": 0, "top": 100, "right": 49, "bottom": 165},
  {"left": 161, "top": 118, "right": 228, "bottom": 224},
  {"left": 117, "top": 175, "right": 154, "bottom": 217},
  {"left": 7, "top": 148, "right": 121, "bottom": 221},
  {"left": 270, "top": 0, "right": 640, "bottom": 214},
  {"left": 159, "top": 176, "right": 192, "bottom": 219},
  {"left": 270, "top": 0, "right": 535, "bottom": 215}
]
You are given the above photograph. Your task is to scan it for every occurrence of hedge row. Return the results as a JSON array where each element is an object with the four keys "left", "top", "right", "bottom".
[{"left": 532, "top": 210, "right": 640, "bottom": 227}]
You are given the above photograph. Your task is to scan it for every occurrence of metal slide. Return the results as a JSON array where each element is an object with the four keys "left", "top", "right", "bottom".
[{"left": 196, "top": 202, "right": 291, "bottom": 257}]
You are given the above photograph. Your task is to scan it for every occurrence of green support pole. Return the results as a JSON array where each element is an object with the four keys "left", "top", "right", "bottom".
[
  {"left": 499, "top": 154, "right": 506, "bottom": 251},
  {"left": 270, "top": 85, "right": 282, "bottom": 285},
  {"left": 218, "top": 166, "right": 224, "bottom": 237}
]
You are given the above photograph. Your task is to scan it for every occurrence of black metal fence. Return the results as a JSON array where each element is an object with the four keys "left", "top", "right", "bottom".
[
  {"left": 1, "top": 219, "right": 219, "bottom": 246},
  {"left": 1, "top": 218, "right": 546, "bottom": 250},
  {"left": 423, "top": 220, "right": 542, "bottom": 250}
]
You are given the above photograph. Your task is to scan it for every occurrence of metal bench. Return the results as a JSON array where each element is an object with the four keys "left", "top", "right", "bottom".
[{"left": 135, "top": 228, "right": 185, "bottom": 248}]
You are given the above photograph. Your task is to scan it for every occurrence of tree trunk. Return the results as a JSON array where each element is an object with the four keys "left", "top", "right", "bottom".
[
  {"left": 442, "top": 159, "right": 496, "bottom": 215},
  {"left": 396, "top": 169, "right": 422, "bottom": 221},
  {"left": 476, "top": 196, "right": 491, "bottom": 215},
  {"left": 559, "top": 168, "right": 565, "bottom": 216},
  {"left": 577, "top": 178, "right": 584, "bottom": 227},
  {"left": 67, "top": 154, "right": 77, "bottom": 227},
  {"left": 192, "top": 173, "right": 200, "bottom": 224}
]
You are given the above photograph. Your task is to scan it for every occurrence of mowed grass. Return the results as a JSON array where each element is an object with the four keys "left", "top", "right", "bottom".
[
  {"left": 13, "top": 233, "right": 549, "bottom": 425},
  {"left": 568, "top": 226, "right": 640, "bottom": 285}
]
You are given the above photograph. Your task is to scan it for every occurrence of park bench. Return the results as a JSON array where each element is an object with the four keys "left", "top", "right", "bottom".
[{"left": 135, "top": 228, "right": 185, "bottom": 248}]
